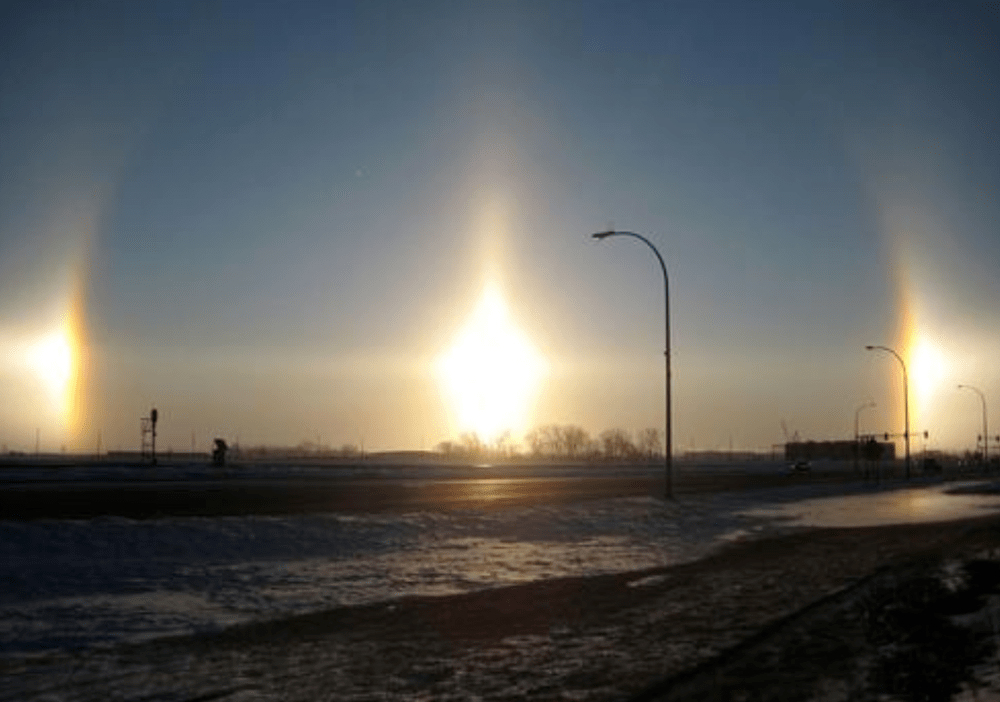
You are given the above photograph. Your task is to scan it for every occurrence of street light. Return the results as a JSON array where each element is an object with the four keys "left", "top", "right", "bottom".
[
  {"left": 957, "top": 384, "right": 988, "bottom": 466},
  {"left": 854, "top": 401, "right": 876, "bottom": 474},
  {"left": 865, "top": 345, "right": 910, "bottom": 479},
  {"left": 592, "top": 229, "right": 672, "bottom": 499}
]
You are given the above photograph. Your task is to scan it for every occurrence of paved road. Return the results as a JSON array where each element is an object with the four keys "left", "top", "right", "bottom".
[
  {"left": 0, "top": 462, "right": 874, "bottom": 519},
  {"left": 0, "top": 474, "right": 661, "bottom": 519}
]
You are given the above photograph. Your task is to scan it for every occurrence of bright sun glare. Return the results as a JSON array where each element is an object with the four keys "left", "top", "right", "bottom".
[
  {"left": 909, "top": 338, "right": 948, "bottom": 409},
  {"left": 437, "top": 284, "right": 547, "bottom": 443},
  {"left": 27, "top": 329, "right": 73, "bottom": 397}
]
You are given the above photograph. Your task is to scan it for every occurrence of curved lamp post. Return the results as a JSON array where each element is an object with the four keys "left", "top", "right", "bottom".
[
  {"left": 957, "top": 384, "right": 988, "bottom": 465},
  {"left": 592, "top": 230, "right": 672, "bottom": 499},
  {"left": 866, "top": 345, "right": 910, "bottom": 479},
  {"left": 854, "top": 401, "right": 876, "bottom": 473}
]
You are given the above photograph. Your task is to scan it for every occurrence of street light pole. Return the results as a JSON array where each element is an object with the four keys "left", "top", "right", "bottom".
[
  {"left": 592, "top": 230, "right": 673, "bottom": 499},
  {"left": 866, "top": 345, "right": 910, "bottom": 479},
  {"left": 854, "top": 401, "right": 876, "bottom": 474},
  {"left": 957, "top": 384, "right": 988, "bottom": 466}
]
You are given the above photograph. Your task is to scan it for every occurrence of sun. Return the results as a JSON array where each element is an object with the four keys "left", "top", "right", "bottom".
[
  {"left": 27, "top": 328, "right": 73, "bottom": 397},
  {"left": 906, "top": 336, "right": 949, "bottom": 424},
  {"left": 437, "top": 284, "right": 547, "bottom": 443}
]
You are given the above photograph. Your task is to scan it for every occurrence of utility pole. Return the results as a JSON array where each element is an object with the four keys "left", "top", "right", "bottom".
[
  {"left": 150, "top": 408, "right": 158, "bottom": 466},
  {"left": 866, "top": 345, "right": 910, "bottom": 479},
  {"left": 593, "top": 229, "right": 674, "bottom": 498},
  {"left": 854, "top": 401, "right": 876, "bottom": 474}
]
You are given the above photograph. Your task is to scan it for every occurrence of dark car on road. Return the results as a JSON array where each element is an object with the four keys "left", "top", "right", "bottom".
[{"left": 787, "top": 460, "right": 811, "bottom": 475}]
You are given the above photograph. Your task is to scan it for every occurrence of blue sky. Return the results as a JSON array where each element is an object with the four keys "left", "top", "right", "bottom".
[{"left": 1, "top": 0, "right": 997, "bottom": 454}]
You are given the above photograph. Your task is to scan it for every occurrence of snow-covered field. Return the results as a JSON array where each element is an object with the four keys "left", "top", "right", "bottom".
[{"left": 4, "top": 467, "right": 1000, "bottom": 667}]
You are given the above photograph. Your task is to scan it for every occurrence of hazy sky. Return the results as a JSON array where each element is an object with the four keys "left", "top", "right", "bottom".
[{"left": 1, "top": 0, "right": 997, "bottom": 455}]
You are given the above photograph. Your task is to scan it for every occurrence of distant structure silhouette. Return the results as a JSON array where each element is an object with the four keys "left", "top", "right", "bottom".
[
  {"left": 140, "top": 408, "right": 158, "bottom": 465},
  {"left": 150, "top": 408, "right": 157, "bottom": 465},
  {"left": 786, "top": 439, "right": 894, "bottom": 463},
  {"left": 212, "top": 438, "right": 228, "bottom": 467},
  {"left": 864, "top": 436, "right": 884, "bottom": 482}
]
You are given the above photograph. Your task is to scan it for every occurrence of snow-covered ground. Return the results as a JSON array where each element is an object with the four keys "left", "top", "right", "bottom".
[{"left": 4, "top": 469, "right": 1000, "bottom": 666}]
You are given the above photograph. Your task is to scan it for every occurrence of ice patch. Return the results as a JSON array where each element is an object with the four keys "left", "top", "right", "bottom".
[{"left": 627, "top": 574, "right": 670, "bottom": 588}]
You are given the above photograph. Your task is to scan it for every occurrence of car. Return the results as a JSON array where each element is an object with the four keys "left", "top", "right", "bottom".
[{"left": 787, "top": 460, "right": 811, "bottom": 475}]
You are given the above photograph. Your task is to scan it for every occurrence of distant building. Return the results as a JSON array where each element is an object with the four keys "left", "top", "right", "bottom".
[
  {"left": 785, "top": 440, "right": 895, "bottom": 462},
  {"left": 680, "top": 450, "right": 768, "bottom": 462}
]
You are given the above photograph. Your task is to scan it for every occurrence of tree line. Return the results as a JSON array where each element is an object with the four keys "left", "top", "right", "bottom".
[{"left": 437, "top": 424, "right": 663, "bottom": 462}]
